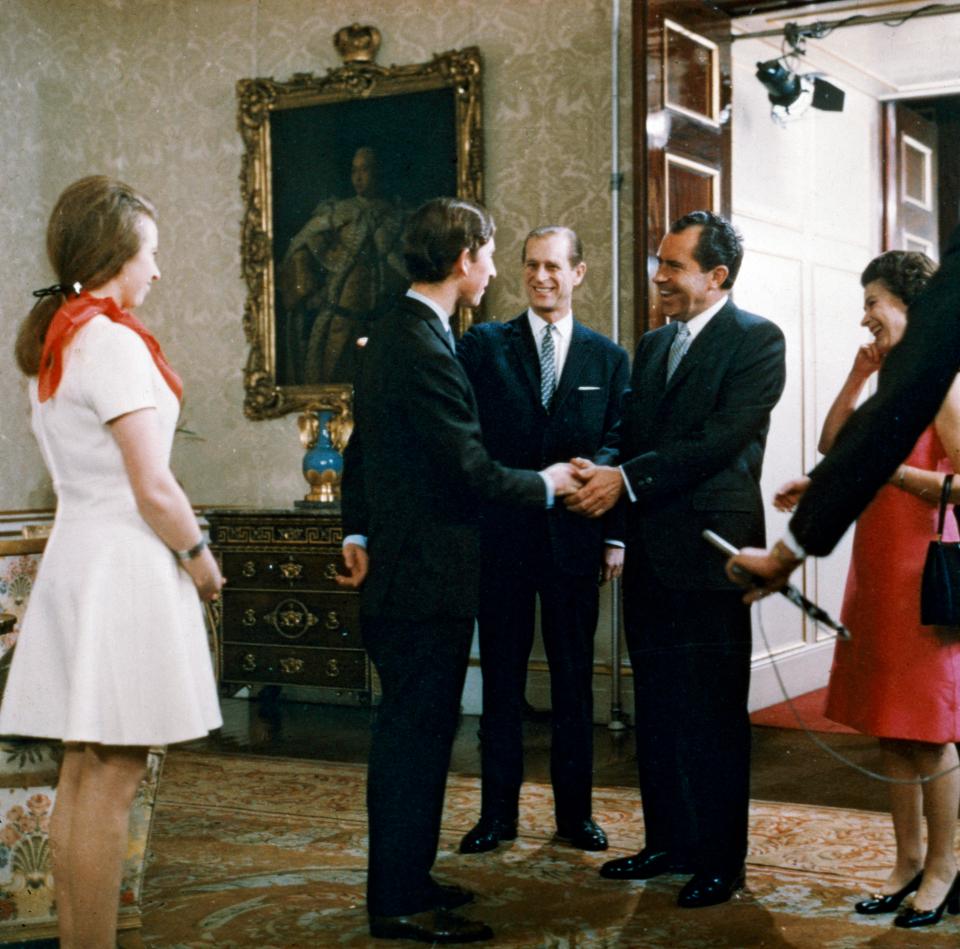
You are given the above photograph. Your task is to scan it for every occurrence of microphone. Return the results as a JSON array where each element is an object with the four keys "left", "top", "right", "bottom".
[{"left": 702, "top": 529, "right": 850, "bottom": 640}]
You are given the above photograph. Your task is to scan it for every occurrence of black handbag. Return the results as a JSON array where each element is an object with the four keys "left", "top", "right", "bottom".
[{"left": 920, "top": 473, "right": 960, "bottom": 626}]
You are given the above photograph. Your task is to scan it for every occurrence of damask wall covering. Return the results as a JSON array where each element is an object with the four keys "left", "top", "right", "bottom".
[{"left": 0, "top": 0, "right": 633, "bottom": 511}]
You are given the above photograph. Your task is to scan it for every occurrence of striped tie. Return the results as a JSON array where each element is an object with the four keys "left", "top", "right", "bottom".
[
  {"left": 666, "top": 321, "right": 691, "bottom": 382},
  {"left": 540, "top": 324, "right": 557, "bottom": 408}
]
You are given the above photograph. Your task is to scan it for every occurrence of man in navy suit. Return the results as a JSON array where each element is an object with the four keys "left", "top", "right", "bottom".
[
  {"left": 456, "top": 226, "right": 630, "bottom": 855},
  {"left": 338, "top": 198, "right": 580, "bottom": 944},
  {"left": 567, "top": 211, "right": 786, "bottom": 908}
]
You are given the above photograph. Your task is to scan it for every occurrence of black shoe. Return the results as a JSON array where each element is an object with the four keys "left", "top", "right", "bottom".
[
  {"left": 894, "top": 873, "right": 960, "bottom": 928},
  {"left": 677, "top": 866, "right": 746, "bottom": 908},
  {"left": 599, "top": 848, "right": 694, "bottom": 880},
  {"left": 556, "top": 818, "right": 609, "bottom": 851},
  {"left": 369, "top": 909, "right": 493, "bottom": 943},
  {"left": 428, "top": 881, "right": 475, "bottom": 910},
  {"left": 458, "top": 816, "right": 518, "bottom": 854},
  {"left": 854, "top": 871, "right": 923, "bottom": 915}
]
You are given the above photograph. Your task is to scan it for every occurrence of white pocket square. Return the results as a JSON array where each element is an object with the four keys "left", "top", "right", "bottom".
[{"left": 578, "top": 385, "right": 601, "bottom": 391}]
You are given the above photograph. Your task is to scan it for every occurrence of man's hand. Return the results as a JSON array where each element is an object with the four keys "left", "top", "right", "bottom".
[
  {"left": 336, "top": 542, "right": 369, "bottom": 589},
  {"left": 542, "top": 461, "right": 583, "bottom": 497},
  {"left": 600, "top": 544, "right": 624, "bottom": 584},
  {"left": 773, "top": 476, "right": 811, "bottom": 513},
  {"left": 727, "top": 543, "right": 801, "bottom": 604},
  {"left": 564, "top": 459, "right": 624, "bottom": 517}
]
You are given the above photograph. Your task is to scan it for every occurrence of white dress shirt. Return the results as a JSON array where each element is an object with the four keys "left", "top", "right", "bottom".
[{"left": 528, "top": 309, "right": 574, "bottom": 380}]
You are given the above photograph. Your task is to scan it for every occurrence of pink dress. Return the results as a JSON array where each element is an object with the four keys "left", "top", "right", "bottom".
[{"left": 826, "top": 426, "right": 960, "bottom": 741}]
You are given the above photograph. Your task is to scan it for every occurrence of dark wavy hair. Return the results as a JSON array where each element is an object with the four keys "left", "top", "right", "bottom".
[
  {"left": 15, "top": 175, "right": 157, "bottom": 376},
  {"left": 669, "top": 210, "right": 743, "bottom": 289},
  {"left": 860, "top": 250, "right": 936, "bottom": 305},
  {"left": 403, "top": 197, "right": 495, "bottom": 284}
]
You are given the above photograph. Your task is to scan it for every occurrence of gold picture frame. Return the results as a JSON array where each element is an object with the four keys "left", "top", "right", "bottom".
[{"left": 237, "top": 33, "right": 484, "bottom": 420}]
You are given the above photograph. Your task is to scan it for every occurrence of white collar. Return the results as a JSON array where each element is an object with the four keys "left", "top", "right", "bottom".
[
  {"left": 677, "top": 294, "right": 728, "bottom": 340},
  {"left": 526, "top": 309, "right": 574, "bottom": 341},
  {"left": 406, "top": 288, "right": 451, "bottom": 332}
]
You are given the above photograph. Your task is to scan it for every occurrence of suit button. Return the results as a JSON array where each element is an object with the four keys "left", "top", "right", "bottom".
[{"left": 644, "top": 476, "right": 653, "bottom": 484}]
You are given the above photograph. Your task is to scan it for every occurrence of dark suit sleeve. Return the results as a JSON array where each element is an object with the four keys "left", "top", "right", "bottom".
[
  {"left": 621, "top": 321, "right": 786, "bottom": 502},
  {"left": 594, "top": 347, "right": 630, "bottom": 466},
  {"left": 408, "top": 331, "right": 546, "bottom": 507},
  {"left": 341, "top": 421, "right": 367, "bottom": 537},
  {"left": 597, "top": 346, "right": 631, "bottom": 542},
  {"left": 456, "top": 324, "right": 484, "bottom": 388},
  {"left": 790, "top": 227, "right": 960, "bottom": 556}
]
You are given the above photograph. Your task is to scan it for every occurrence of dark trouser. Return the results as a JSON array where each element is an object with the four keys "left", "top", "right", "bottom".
[
  {"left": 623, "top": 556, "right": 752, "bottom": 873},
  {"left": 477, "top": 560, "right": 599, "bottom": 828},
  {"left": 362, "top": 614, "right": 473, "bottom": 917}
]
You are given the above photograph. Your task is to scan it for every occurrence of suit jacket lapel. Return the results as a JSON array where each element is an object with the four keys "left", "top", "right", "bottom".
[
  {"left": 552, "top": 319, "right": 590, "bottom": 410},
  {"left": 405, "top": 295, "right": 456, "bottom": 355},
  {"left": 507, "top": 314, "right": 545, "bottom": 409},
  {"left": 664, "top": 301, "right": 736, "bottom": 392}
]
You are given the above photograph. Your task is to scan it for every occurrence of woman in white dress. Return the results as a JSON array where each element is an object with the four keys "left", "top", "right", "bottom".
[{"left": 7, "top": 175, "right": 224, "bottom": 948}]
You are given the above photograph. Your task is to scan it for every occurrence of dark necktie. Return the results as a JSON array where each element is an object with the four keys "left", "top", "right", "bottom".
[{"left": 540, "top": 324, "right": 557, "bottom": 408}]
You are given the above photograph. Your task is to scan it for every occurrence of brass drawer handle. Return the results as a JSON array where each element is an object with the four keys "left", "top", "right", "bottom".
[
  {"left": 279, "top": 561, "right": 304, "bottom": 581},
  {"left": 324, "top": 611, "right": 342, "bottom": 631},
  {"left": 323, "top": 563, "right": 339, "bottom": 580},
  {"left": 324, "top": 658, "right": 340, "bottom": 678},
  {"left": 242, "top": 609, "right": 257, "bottom": 627},
  {"left": 266, "top": 599, "right": 318, "bottom": 640},
  {"left": 241, "top": 653, "right": 257, "bottom": 672},
  {"left": 279, "top": 657, "right": 304, "bottom": 675},
  {"left": 241, "top": 560, "right": 257, "bottom": 578}
]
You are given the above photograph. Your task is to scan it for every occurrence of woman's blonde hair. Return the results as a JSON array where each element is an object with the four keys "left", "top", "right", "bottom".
[{"left": 15, "top": 175, "right": 157, "bottom": 375}]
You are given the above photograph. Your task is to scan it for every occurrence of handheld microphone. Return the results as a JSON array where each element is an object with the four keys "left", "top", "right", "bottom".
[{"left": 702, "top": 529, "right": 850, "bottom": 640}]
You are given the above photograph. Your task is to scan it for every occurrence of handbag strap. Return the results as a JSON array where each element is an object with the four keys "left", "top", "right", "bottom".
[{"left": 936, "top": 473, "right": 954, "bottom": 538}]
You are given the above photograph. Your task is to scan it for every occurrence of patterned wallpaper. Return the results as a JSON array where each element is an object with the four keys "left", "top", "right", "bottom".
[{"left": 0, "top": 0, "right": 633, "bottom": 510}]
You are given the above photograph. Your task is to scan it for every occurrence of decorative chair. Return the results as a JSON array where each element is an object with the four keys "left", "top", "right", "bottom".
[{"left": 0, "top": 535, "right": 164, "bottom": 944}]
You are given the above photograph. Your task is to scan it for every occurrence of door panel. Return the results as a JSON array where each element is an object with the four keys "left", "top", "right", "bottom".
[
  {"left": 634, "top": 1, "right": 732, "bottom": 335},
  {"left": 883, "top": 101, "right": 939, "bottom": 258}
]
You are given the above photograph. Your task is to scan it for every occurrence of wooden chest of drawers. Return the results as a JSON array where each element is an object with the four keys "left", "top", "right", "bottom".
[{"left": 206, "top": 508, "right": 373, "bottom": 703}]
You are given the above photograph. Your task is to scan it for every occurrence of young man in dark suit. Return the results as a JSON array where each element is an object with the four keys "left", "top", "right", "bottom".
[
  {"left": 337, "top": 198, "right": 579, "bottom": 944},
  {"left": 456, "top": 226, "right": 629, "bottom": 856},
  {"left": 566, "top": 211, "right": 786, "bottom": 908}
]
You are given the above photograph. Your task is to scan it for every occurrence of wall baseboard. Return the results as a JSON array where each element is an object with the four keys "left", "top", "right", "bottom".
[{"left": 462, "top": 640, "right": 834, "bottom": 723}]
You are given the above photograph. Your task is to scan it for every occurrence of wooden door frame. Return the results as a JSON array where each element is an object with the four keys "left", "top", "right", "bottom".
[{"left": 631, "top": 0, "right": 732, "bottom": 340}]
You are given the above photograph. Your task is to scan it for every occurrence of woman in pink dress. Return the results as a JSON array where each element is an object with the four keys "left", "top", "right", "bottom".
[{"left": 776, "top": 251, "right": 960, "bottom": 929}]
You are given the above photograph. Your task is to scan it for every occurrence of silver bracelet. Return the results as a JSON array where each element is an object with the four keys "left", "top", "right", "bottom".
[{"left": 173, "top": 537, "right": 207, "bottom": 561}]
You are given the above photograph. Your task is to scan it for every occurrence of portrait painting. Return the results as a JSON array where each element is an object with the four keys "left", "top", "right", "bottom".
[{"left": 238, "top": 45, "right": 483, "bottom": 420}]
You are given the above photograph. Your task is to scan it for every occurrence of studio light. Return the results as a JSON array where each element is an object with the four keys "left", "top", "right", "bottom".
[{"left": 756, "top": 58, "right": 845, "bottom": 126}]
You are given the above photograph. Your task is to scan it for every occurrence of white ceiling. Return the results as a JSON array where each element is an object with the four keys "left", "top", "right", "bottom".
[{"left": 732, "top": 0, "right": 960, "bottom": 99}]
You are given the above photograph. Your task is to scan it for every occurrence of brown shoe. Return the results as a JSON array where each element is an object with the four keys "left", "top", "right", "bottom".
[{"left": 369, "top": 908, "right": 493, "bottom": 943}]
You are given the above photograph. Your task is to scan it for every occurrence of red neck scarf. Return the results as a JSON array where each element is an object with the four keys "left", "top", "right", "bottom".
[{"left": 38, "top": 292, "right": 183, "bottom": 403}]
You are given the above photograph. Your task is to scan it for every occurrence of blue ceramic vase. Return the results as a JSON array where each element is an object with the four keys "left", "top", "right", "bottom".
[{"left": 302, "top": 409, "right": 343, "bottom": 504}]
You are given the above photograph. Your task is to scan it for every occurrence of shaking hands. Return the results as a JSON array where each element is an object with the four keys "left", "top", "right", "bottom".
[
  {"left": 540, "top": 459, "right": 625, "bottom": 516},
  {"left": 563, "top": 458, "right": 625, "bottom": 517}
]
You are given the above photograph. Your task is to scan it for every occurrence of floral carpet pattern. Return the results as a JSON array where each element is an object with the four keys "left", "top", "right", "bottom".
[{"left": 138, "top": 751, "right": 960, "bottom": 948}]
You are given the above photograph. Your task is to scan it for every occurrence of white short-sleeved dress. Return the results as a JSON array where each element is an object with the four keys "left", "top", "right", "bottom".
[{"left": 0, "top": 315, "right": 223, "bottom": 745}]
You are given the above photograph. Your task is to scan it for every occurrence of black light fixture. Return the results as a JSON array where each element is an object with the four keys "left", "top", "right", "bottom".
[{"left": 755, "top": 58, "right": 845, "bottom": 124}]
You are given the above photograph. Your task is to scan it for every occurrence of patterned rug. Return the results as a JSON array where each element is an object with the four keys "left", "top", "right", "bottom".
[{"left": 135, "top": 750, "right": 960, "bottom": 948}]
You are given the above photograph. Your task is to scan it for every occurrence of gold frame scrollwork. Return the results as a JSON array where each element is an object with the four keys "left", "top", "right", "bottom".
[{"left": 237, "top": 41, "right": 484, "bottom": 420}]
